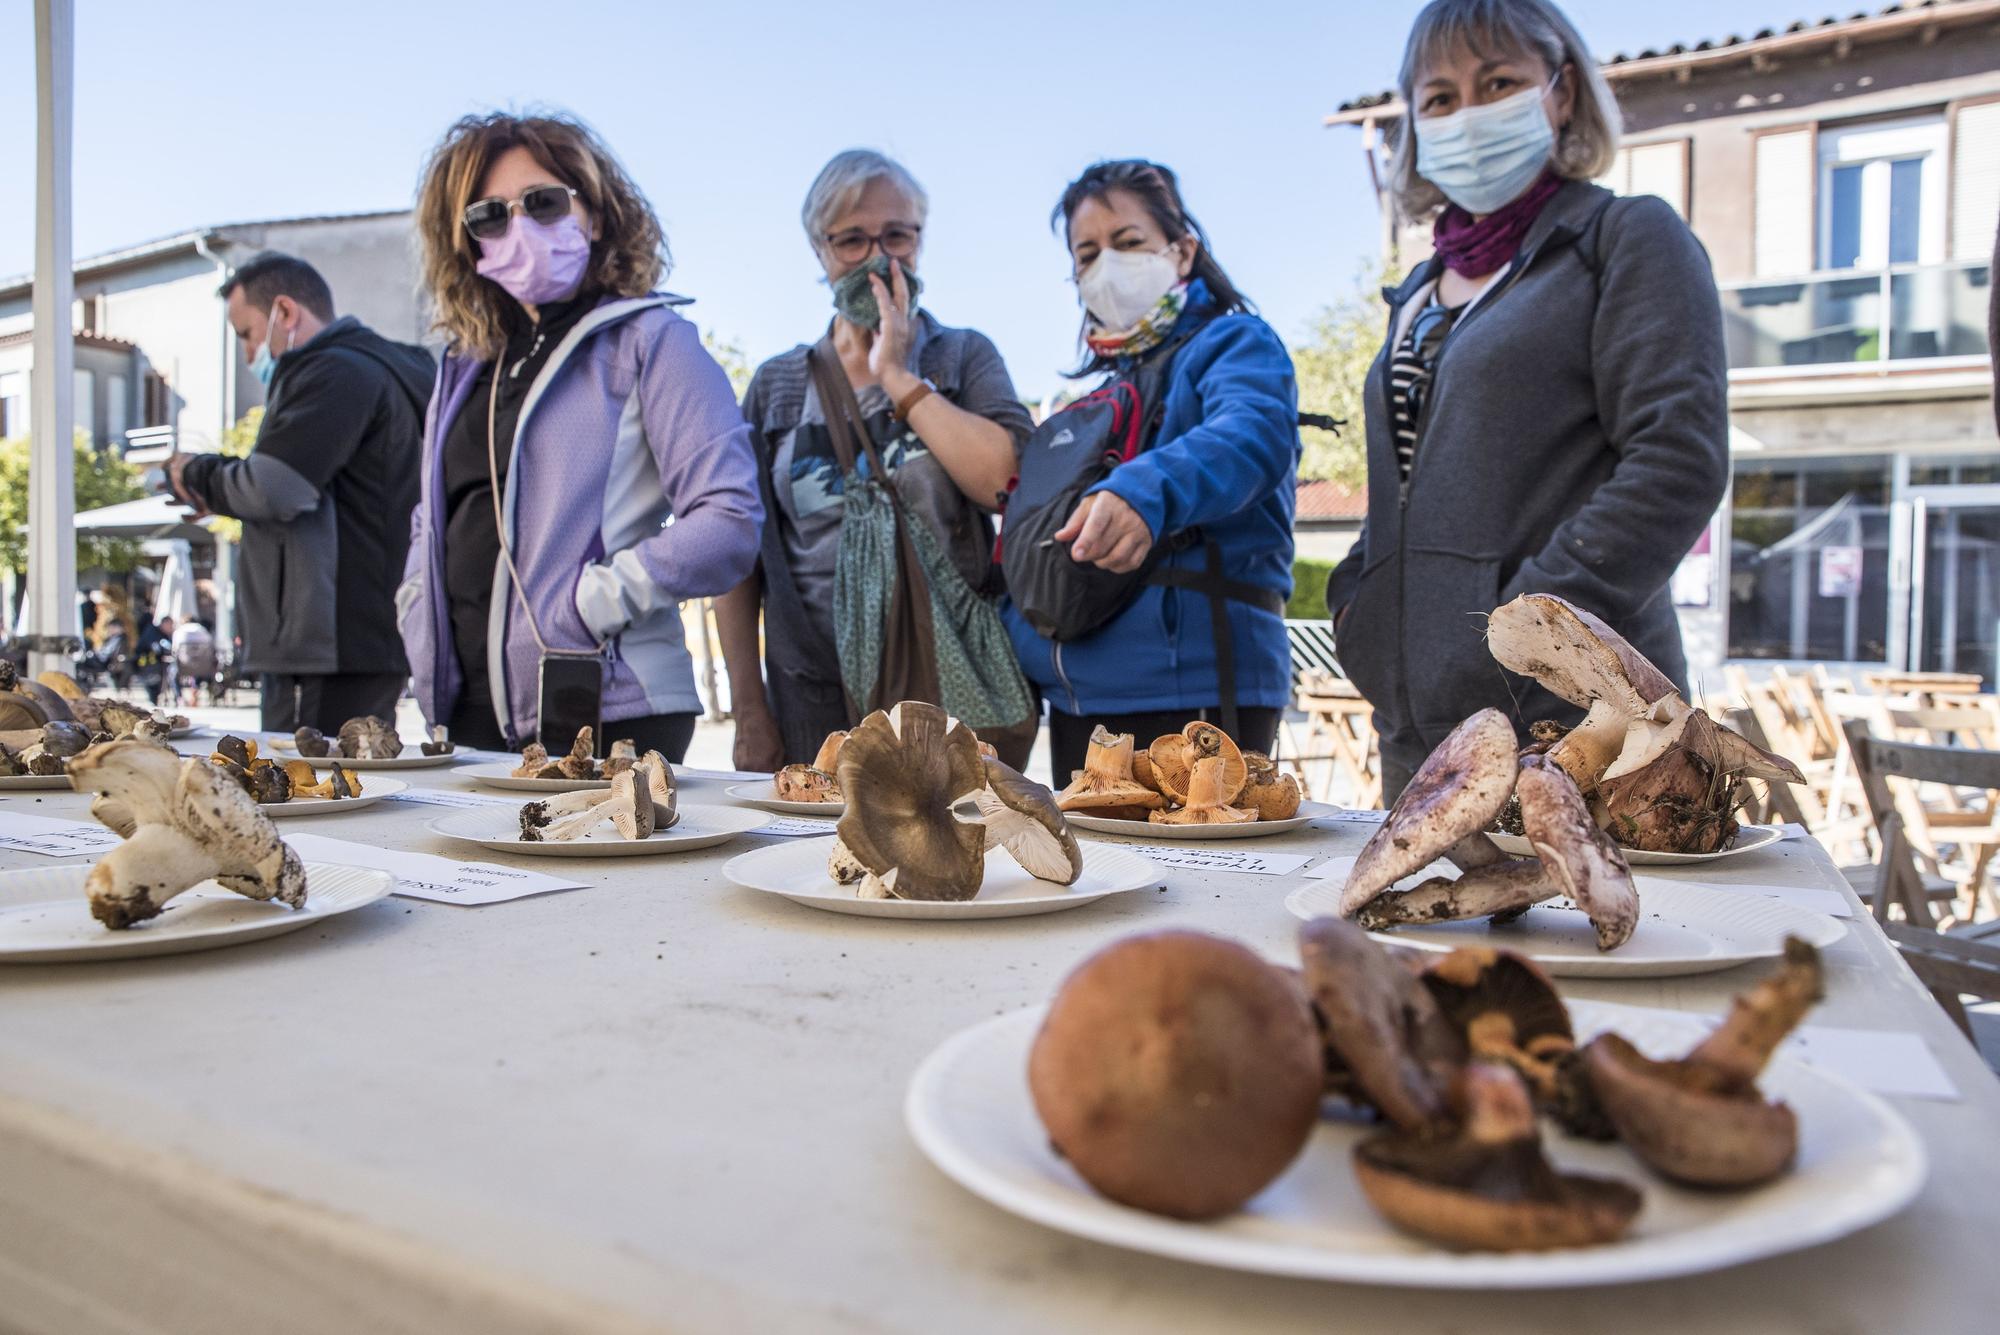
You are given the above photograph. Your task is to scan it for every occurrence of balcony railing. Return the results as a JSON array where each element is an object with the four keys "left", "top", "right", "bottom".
[{"left": 1718, "top": 260, "right": 1991, "bottom": 372}]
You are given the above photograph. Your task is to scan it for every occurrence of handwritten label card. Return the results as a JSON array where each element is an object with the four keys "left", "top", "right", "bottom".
[
  {"left": 1128, "top": 846, "right": 1311, "bottom": 877},
  {"left": 383, "top": 788, "right": 515, "bottom": 810},
  {"left": 754, "top": 817, "right": 840, "bottom": 838},
  {"left": 0, "top": 811, "right": 124, "bottom": 859},
  {"left": 285, "top": 832, "right": 588, "bottom": 906}
]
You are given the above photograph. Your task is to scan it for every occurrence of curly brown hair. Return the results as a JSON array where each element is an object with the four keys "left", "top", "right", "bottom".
[{"left": 415, "top": 111, "right": 667, "bottom": 358}]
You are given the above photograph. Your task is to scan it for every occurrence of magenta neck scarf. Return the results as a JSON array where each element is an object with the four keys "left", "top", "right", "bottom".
[{"left": 1431, "top": 171, "right": 1565, "bottom": 278}]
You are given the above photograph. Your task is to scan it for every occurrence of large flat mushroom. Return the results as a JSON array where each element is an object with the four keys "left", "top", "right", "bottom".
[
  {"left": 971, "top": 758, "right": 1083, "bottom": 884},
  {"left": 1340, "top": 709, "right": 1519, "bottom": 918},
  {"left": 829, "top": 702, "right": 987, "bottom": 901}
]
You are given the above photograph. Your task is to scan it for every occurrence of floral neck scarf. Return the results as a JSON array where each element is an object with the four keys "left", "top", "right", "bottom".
[{"left": 1084, "top": 281, "right": 1190, "bottom": 361}]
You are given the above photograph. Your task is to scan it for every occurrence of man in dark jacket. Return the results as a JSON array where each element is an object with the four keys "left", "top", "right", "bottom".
[{"left": 168, "top": 252, "right": 434, "bottom": 732}]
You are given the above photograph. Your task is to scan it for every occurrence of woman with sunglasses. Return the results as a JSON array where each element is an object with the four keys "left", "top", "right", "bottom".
[
  {"left": 399, "top": 111, "right": 761, "bottom": 760},
  {"left": 1326, "top": 0, "right": 1728, "bottom": 799},
  {"left": 716, "top": 149, "right": 1035, "bottom": 769}
]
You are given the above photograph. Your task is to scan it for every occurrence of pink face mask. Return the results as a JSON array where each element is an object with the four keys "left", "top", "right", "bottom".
[{"left": 475, "top": 213, "right": 591, "bottom": 305}]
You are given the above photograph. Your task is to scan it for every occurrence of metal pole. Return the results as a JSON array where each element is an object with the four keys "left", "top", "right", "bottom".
[{"left": 27, "top": 0, "right": 78, "bottom": 679}]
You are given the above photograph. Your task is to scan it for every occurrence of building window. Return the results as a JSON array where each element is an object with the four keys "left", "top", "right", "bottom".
[
  {"left": 107, "top": 372, "right": 130, "bottom": 446},
  {"left": 1817, "top": 114, "right": 1946, "bottom": 271},
  {"left": 1727, "top": 456, "right": 1893, "bottom": 666},
  {"left": 0, "top": 371, "right": 23, "bottom": 439},
  {"left": 73, "top": 368, "right": 97, "bottom": 446},
  {"left": 1598, "top": 140, "right": 1688, "bottom": 218}
]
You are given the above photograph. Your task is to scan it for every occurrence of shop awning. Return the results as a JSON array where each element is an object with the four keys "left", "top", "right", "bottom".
[{"left": 71, "top": 494, "right": 215, "bottom": 543}]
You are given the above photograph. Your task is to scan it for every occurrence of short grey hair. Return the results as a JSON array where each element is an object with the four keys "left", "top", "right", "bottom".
[
  {"left": 800, "top": 149, "right": 929, "bottom": 255},
  {"left": 1387, "top": 0, "right": 1622, "bottom": 221}
]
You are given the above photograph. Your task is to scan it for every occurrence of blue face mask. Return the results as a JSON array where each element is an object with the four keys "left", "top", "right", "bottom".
[
  {"left": 1415, "top": 79, "right": 1558, "bottom": 215},
  {"left": 249, "top": 304, "right": 288, "bottom": 389}
]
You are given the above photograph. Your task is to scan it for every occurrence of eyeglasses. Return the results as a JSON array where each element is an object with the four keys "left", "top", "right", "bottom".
[
  {"left": 1402, "top": 302, "right": 1461, "bottom": 424},
  {"left": 823, "top": 224, "right": 921, "bottom": 265},
  {"left": 463, "top": 185, "right": 579, "bottom": 241}
]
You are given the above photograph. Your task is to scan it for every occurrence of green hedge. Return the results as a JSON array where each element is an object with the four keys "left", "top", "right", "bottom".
[{"left": 1288, "top": 557, "right": 1336, "bottom": 621}]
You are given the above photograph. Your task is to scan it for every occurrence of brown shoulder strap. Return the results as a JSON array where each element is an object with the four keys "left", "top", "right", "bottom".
[{"left": 806, "top": 339, "right": 893, "bottom": 485}]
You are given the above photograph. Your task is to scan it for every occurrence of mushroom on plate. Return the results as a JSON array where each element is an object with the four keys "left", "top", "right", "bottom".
[
  {"left": 970, "top": 757, "right": 1083, "bottom": 884},
  {"left": 419, "top": 725, "right": 456, "bottom": 757},
  {"left": 775, "top": 730, "right": 849, "bottom": 804},
  {"left": 241, "top": 758, "right": 294, "bottom": 805},
  {"left": 1055, "top": 727, "right": 1163, "bottom": 813},
  {"left": 521, "top": 754, "right": 677, "bottom": 841},
  {"left": 1488, "top": 593, "right": 1804, "bottom": 854},
  {"left": 552, "top": 727, "right": 596, "bottom": 780},
  {"left": 1239, "top": 752, "right": 1302, "bottom": 821},
  {"left": 1029, "top": 930, "right": 1323, "bottom": 1220},
  {"left": 827, "top": 702, "right": 986, "bottom": 900},
  {"left": 603, "top": 738, "right": 639, "bottom": 777},
  {"left": 67, "top": 738, "right": 307, "bottom": 929},
  {"left": 1145, "top": 722, "right": 1247, "bottom": 807},
  {"left": 1418, "top": 947, "right": 1608, "bottom": 1138},
  {"left": 212, "top": 736, "right": 258, "bottom": 770},
  {"left": 1299, "top": 917, "right": 1463, "bottom": 1130},
  {"left": 1584, "top": 938, "right": 1823, "bottom": 1187},
  {"left": 337, "top": 716, "right": 403, "bottom": 760},
  {"left": 283, "top": 760, "right": 361, "bottom": 800},
  {"left": 1352, "top": 1062, "right": 1642, "bottom": 1252},
  {"left": 1339, "top": 709, "right": 1519, "bottom": 918},
  {"left": 1149, "top": 756, "right": 1256, "bottom": 826},
  {"left": 511, "top": 742, "right": 550, "bottom": 779}
]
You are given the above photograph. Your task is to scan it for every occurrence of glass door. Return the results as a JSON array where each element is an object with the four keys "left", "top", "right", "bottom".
[{"left": 1907, "top": 489, "right": 2000, "bottom": 686}]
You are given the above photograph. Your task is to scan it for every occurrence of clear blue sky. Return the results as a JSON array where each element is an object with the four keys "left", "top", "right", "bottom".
[{"left": 5, "top": 0, "right": 1817, "bottom": 399}]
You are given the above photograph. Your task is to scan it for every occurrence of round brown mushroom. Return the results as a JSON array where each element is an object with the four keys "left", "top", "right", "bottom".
[
  {"left": 1238, "top": 752, "right": 1302, "bottom": 820},
  {"left": 971, "top": 757, "right": 1083, "bottom": 884},
  {"left": 1352, "top": 1062, "right": 1642, "bottom": 1252},
  {"left": 1584, "top": 938, "right": 1823, "bottom": 1188},
  {"left": 1298, "top": 916, "right": 1463, "bottom": 1130},
  {"left": 1055, "top": 727, "right": 1163, "bottom": 812},
  {"left": 1149, "top": 756, "right": 1256, "bottom": 826},
  {"left": 1029, "top": 930, "right": 1322, "bottom": 1220},
  {"left": 1341, "top": 709, "right": 1520, "bottom": 918},
  {"left": 830, "top": 702, "right": 987, "bottom": 901}
]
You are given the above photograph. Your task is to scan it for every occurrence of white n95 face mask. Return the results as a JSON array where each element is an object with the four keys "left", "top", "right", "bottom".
[
  {"left": 1415, "top": 79, "right": 1558, "bottom": 215},
  {"left": 1077, "top": 247, "right": 1182, "bottom": 331}
]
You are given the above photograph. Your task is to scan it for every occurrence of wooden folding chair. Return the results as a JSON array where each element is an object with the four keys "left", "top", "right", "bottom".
[{"left": 1842, "top": 719, "right": 2000, "bottom": 1033}]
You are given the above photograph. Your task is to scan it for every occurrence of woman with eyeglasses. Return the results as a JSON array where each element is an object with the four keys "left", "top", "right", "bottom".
[
  {"left": 399, "top": 111, "right": 761, "bottom": 760},
  {"left": 716, "top": 149, "right": 1036, "bottom": 769},
  {"left": 1003, "top": 159, "right": 1301, "bottom": 787},
  {"left": 1326, "top": 0, "right": 1728, "bottom": 799}
]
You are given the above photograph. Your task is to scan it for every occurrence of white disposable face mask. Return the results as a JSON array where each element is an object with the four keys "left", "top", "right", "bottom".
[
  {"left": 1077, "top": 246, "right": 1182, "bottom": 331},
  {"left": 1415, "top": 78, "right": 1559, "bottom": 215}
]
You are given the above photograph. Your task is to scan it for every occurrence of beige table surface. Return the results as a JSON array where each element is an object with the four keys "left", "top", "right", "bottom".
[{"left": 1, "top": 756, "right": 1996, "bottom": 1335}]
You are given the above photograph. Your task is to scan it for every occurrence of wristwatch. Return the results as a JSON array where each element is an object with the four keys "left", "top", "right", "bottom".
[{"left": 892, "top": 377, "right": 937, "bottom": 422}]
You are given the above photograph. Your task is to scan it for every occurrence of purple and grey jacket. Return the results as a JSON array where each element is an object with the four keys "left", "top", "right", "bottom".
[{"left": 398, "top": 295, "right": 762, "bottom": 743}]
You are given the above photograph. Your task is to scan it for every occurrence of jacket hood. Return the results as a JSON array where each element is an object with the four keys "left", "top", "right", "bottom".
[{"left": 287, "top": 315, "right": 435, "bottom": 406}]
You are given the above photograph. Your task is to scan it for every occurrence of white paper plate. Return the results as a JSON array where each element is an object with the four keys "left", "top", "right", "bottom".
[
  {"left": 260, "top": 776, "right": 407, "bottom": 818},
  {"left": 425, "top": 802, "right": 770, "bottom": 857},
  {"left": 724, "top": 781, "right": 846, "bottom": 817},
  {"left": 1286, "top": 875, "right": 1845, "bottom": 978},
  {"left": 905, "top": 1000, "right": 1925, "bottom": 1288},
  {"left": 0, "top": 773, "right": 73, "bottom": 792},
  {"left": 267, "top": 742, "right": 459, "bottom": 771},
  {"left": 454, "top": 760, "right": 612, "bottom": 793},
  {"left": 0, "top": 862, "right": 396, "bottom": 962},
  {"left": 1067, "top": 800, "right": 1341, "bottom": 841},
  {"left": 1487, "top": 824, "right": 1786, "bottom": 866},
  {"left": 724, "top": 836, "right": 1160, "bottom": 919},
  {"left": 165, "top": 724, "right": 199, "bottom": 740}
]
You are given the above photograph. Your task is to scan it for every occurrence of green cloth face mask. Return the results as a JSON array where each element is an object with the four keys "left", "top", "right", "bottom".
[{"left": 830, "top": 255, "right": 922, "bottom": 331}]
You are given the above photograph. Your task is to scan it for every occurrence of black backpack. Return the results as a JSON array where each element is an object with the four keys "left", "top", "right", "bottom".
[{"left": 999, "top": 336, "right": 1307, "bottom": 739}]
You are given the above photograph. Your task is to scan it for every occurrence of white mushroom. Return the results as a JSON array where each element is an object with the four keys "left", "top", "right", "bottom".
[
  {"left": 972, "top": 757, "right": 1083, "bottom": 884},
  {"left": 67, "top": 738, "right": 306, "bottom": 930},
  {"left": 520, "top": 754, "right": 677, "bottom": 842}
]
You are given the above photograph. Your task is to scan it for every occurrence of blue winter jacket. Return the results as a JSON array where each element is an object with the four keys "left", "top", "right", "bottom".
[{"left": 1002, "top": 281, "right": 1300, "bottom": 715}]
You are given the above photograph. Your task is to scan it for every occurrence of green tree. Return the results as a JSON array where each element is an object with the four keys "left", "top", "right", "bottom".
[
  {"left": 0, "top": 433, "right": 148, "bottom": 577},
  {"left": 1291, "top": 262, "right": 1400, "bottom": 488},
  {"left": 702, "top": 330, "right": 752, "bottom": 400}
]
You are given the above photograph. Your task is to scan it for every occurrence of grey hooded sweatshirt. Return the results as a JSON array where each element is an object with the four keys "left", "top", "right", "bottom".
[{"left": 1326, "top": 180, "right": 1729, "bottom": 794}]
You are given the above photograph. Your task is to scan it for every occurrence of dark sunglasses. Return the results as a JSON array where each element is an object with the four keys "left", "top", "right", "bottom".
[
  {"left": 1402, "top": 303, "right": 1462, "bottom": 424},
  {"left": 463, "top": 184, "right": 578, "bottom": 241},
  {"left": 824, "top": 224, "right": 921, "bottom": 265}
]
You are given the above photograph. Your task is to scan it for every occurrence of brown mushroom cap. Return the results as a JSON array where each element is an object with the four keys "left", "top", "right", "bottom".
[
  {"left": 1299, "top": 917, "right": 1463, "bottom": 1130},
  {"left": 338, "top": 716, "right": 404, "bottom": 760},
  {"left": 1056, "top": 727, "right": 1164, "bottom": 812},
  {"left": 511, "top": 742, "right": 550, "bottom": 778},
  {"left": 1353, "top": 1063, "right": 1642, "bottom": 1252},
  {"left": 1416, "top": 949, "right": 1604, "bottom": 1134},
  {"left": 603, "top": 738, "right": 639, "bottom": 777},
  {"left": 973, "top": 757, "right": 1083, "bottom": 884},
  {"left": 1583, "top": 938, "right": 1822, "bottom": 1187},
  {"left": 811, "top": 730, "right": 849, "bottom": 774},
  {"left": 1341, "top": 709, "right": 1520, "bottom": 917},
  {"left": 1146, "top": 722, "right": 1248, "bottom": 807},
  {"left": 833, "top": 702, "right": 987, "bottom": 901},
  {"left": 1239, "top": 766, "right": 1302, "bottom": 821},
  {"left": 1517, "top": 756, "right": 1638, "bottom": 951},
  {"left": 1029, "top": 930, "right": 1323, "bottom": 1220},
  {"left": 294, "top": 726, "right": 333, "bottom": 758},
  {"left": 1487, "top": 592, "right": 1678, "bottom": 714},
  {"left": 774, "top": 764, "right": 840, "bottom": 803},
  {"left": 34, "top": 670, "right": 86, "bottom": 701}
]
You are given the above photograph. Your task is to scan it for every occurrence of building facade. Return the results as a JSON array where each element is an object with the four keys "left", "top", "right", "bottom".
[
  {"left": 1327, "top": 0, "right": 2000, "bottom": 686},
  {"left": 0, "top": 210, "right": 424, "bottom": 459}
]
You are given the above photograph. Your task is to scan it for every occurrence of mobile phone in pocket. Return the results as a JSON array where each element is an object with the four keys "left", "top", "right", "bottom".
[{"left": 537, "top": 651, "right": 604, "bottom": 757}]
